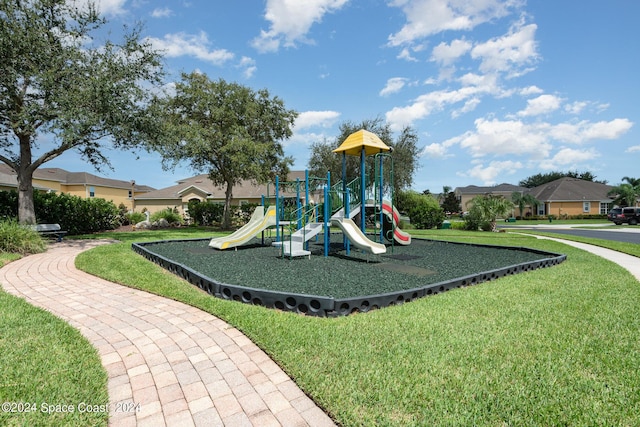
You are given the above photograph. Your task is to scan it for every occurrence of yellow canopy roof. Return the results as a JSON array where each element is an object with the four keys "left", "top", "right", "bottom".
[{"left": 333, "top": 129, "right": 391, "bottom": 156}]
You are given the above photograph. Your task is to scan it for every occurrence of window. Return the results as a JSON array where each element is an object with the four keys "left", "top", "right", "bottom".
[
  {"left": 600, "top": 202, "right": 612, "bottom": 215},
  {"left": 128, "top": 190, "right": 132, "bottom": 199},
  {"left": 583, "top": 201, "right": 590, "bottom": 213},
  {"left": 89, "top": 186, "right": 95, "bottom": 197}
]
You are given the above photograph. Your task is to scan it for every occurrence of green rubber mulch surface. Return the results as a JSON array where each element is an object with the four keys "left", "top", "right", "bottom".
[{"left": 141, "top": 234, "right": 554, "bottom": 299}]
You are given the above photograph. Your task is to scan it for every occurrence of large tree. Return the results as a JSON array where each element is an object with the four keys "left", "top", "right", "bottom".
[
  {"left": 0, "top": 0, "right": 164, "bottom": 223},
  {"left": 307, "top": 117, "right": 420, "bottom": 195},
  {"left": 519, "top": 170, "right": 606, "bottom": 188},
  {"left": 151, "top": 72, "right": 296, "bottom": 229}
]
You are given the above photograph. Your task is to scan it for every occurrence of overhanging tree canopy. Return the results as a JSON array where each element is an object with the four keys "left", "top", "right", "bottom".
[
  {"left": 150, "top": 72, "right": 297, "bottom": 229},
  {"left": 0, "top": 0, "right": 165, "bottom": 223}
]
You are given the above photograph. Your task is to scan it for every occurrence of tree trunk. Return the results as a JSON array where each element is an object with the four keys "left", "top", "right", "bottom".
[
  {"left": 17, "top": 134, "right": 37, "bottom": 224},
  {"left": 17, "top": 168, "right": 36, "bottom": 224},
  {"left": 222, "top": 182, "right": 233, "bottom": 230}
]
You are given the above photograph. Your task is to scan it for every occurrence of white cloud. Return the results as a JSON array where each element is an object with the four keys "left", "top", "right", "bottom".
[
  {"left": 538, "top": 148, "right": 599, "bottom": 170},
  {"left": 463, "top": 160, "right": 523, "bottom": 185},
  {"left": 626, "top": 145, "right": 640, "bottom": 153},
  {"left": 74, "top": 0, "right": 127, "bottom": 16},
  {"left": 519, "top": 85, "right": 544, "bottom": 96},
  {"left": 458, "top": 118, "right": 552, "bottom": 159},
  {"left": 470, "top": 21, "right": 539, "bottom": 75},
  {"left": 397, "top": 47, "right": 418, "bottom": 62},
  {"left": 517, "top": 94, "right": 563, "bottom": 117},
  {"left": 294, "top": 111, "right": 341, "bottom": 130},
  {"left": 385, "top": 75, "right": 500, "bottom": 130},
  {"left": 549, "top": 118, "right": 633, "bottom": 144},
  {"left": 380, "top": 77, "right": 409, "bottom": 97},
  {"left": 451, "top": 97, "right": 480, "bottom": 118},
  {"left": 421, "top": 143, "right": 449, "bottom": 158},
  {"left": 151, "top": 7, "right": 173, "bottom": 18},
  {"left": 146, "top": 32, "right": 234, "bottom": 66},
  {"left": 564, "top": 101, "right": 588, "bottom": 114},
  {"left": 387, "top": 0, "right": 522, "bottom": 46},
  {"left": 238, "top": 56, "right": 257, "bottom": 78},
  {"left": 430, "top": 38, "right": 472, "bottom": 66},
  {"left": 252, "top": 0, "right": 349, "bottom": 53}
]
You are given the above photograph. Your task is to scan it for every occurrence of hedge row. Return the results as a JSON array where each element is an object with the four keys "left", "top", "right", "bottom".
[{"left": 0, "top": 190, "right": 120, "bottom": 235}]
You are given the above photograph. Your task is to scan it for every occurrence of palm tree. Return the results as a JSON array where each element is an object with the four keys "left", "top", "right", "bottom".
[
  {"left": 438, "top": 185, "right": 452, "bottom": 204},
  {"left": 511, "top": 192, "right": 539, "bottom": 218},
  {"left": 466, "top": 194, "right": 514, "bottom": 232},
  {"left": 608, "top": 183, "right": 638, "bottom": 207}
]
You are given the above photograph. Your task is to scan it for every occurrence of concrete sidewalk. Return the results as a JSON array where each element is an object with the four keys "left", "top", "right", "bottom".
[
  {"left": 0, "top": 240, "right": 336, "bottom": 427},
  {"left": 530, "top": 235, "right": 640, "bottom": 281}
]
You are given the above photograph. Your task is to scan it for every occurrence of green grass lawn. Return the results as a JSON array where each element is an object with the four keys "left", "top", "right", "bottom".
[
  {"left": 75, "top": 228, "right": 640, "bottom": 426},
  {"left": 2, "top": 228, "right": 640, "bottom": 426},
  {"left": 0, "top": 284, "right": 108, "bottom": 427}
]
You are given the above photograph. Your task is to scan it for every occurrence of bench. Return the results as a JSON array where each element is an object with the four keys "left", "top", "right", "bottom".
[{"left": 31, "top": 224, "right": 67, "bottom": 242}]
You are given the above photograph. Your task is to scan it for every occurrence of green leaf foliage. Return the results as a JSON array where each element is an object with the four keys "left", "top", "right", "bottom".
[
  {"left": 0, "top": 0, "right": 165, "bottom": 223},
  {"left": 0, "top": 190, "right": 120, "bottom": 234},
  {"left": 150, "top": 72, "right": 296, "bottom": 229},
  {"left": 396, "top": 190, "right": 445, "bottom": 229},
  {"left": 307, "top": 117, "right": 420, "bottom": 194}
]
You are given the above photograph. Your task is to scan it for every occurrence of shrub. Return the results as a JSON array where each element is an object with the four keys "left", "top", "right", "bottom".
[
  {"left": 396, "top": 190, "right": 445, "bottom": 229},
  {"left": 150, "top": 208, "right": 182, "bottom": 225},
  {"left": 125, "top": 212, "right": 146, "bottom": 225},
  {"left": 187, "top": 200, "right": 223, "bottom": 226},
  {"left": 0, "top": 190, "right": 121, "bottom": 234},
  {"left": 0, "top": 219, "right": 47, "bottom": 254},
  {"left": 0, "top": 190, "right": 18, "bottom": 220},
  {"left": 34, "top": 192, "right": 121, "bottom": 234}
]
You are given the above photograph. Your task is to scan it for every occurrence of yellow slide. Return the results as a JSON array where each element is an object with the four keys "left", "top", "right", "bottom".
[{"left": 209, "top": 206, "right": 277, "bottom": 250}]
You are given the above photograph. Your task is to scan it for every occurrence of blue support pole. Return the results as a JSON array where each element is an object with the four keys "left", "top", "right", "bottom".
[
  {"left": 341, "top": 152, "right": 347, "bottom": 249},
  {"left": 305, "top": 170, "right": 310, "bottom": 207},
  {"left": 360, "top": 147, "right": 366, "bottom": 232},
  {"left": 324, "top": 171, "right": 330, "bottom": 257},
  {"left": 345, "top": 188, "right": 351, "bottom": 255},
  {"left": 379, "top": 154, "right": 384, "bottom": 243},
  {"left": 296, "top": 178, "right": 301, "bottom": 229},
  {"left": 275, "top": 176, "right": 280, "bottom": 243}
]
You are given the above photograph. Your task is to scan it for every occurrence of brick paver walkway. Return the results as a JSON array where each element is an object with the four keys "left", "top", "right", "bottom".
[{"left": 0, "top": 240, "right": 336, "bottom": 427}]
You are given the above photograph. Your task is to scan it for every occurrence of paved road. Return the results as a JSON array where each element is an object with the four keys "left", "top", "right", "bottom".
[
  {"left": 523, "top": 228, "right": 640, "bottom": 244},
  {"left": 499, "top": 224, "right": 640, "bottom": 244}
]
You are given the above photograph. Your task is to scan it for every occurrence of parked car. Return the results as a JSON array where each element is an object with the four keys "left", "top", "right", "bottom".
[
  {"left": 612, "top": 207, "right": 640, "bottom": 225},
  {"left": 607, "top": 207, "right": 623, "bottom": 223}
]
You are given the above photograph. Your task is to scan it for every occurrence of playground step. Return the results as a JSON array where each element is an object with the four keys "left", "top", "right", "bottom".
[
  {"left": 281, "top": 241, "right": 311, "bottom": 258},
  {"left": 291, "top": 222, "right": 324, "bottom": 242}
]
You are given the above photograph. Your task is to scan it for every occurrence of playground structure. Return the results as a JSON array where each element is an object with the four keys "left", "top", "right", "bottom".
[
  {"left": 208, "top": 129, "right": 411, "bottom": 257},
  {"left": 137, "top": 132, "right": 567, "bottom": 317}
]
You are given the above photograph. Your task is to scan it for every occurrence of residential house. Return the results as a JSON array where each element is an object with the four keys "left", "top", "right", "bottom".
[
  {"left": 134, "top": 171, "right": 312, "bottom": 217},
  {"left": 454, "top": 183, "right": 528, "bottom": 216},
  {"left": 0, "top": 164, "right": 154, "bottom": 210},
  {"left": 527, "top": 177, "right": 614, "bottom": 217},
  {"left": 455, "top": 178, "right": 614, "bottom": 218}
]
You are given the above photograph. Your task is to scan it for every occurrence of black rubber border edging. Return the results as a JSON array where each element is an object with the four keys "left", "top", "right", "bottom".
[{"left": 132, "top": 238, "right": 566, "bottom": 317}]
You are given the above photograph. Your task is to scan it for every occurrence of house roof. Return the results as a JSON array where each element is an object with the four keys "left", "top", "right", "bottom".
[
  {"left": 0, "top": 164, "right": 155, "bottom": 192},
  {"left": 455, "top": 183, "right": 527, "bottom": 195},
  {"left": 527, "top": 177, "right": 613, "bottom": 202},
  {"left": 136, "top": 171, "right": 307, "bottom": 201}
]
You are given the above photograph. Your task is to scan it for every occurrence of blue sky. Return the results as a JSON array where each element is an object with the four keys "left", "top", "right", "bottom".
[{"left": 46, "top": 0, "right": 639, "bottom": 193}]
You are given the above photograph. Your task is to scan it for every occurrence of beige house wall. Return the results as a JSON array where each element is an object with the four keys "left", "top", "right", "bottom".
[
  {"left": 32, "top": 178, "right": 62, "bottom": 192},
  {"left": 546, "top": 201, "right": 604, "bottom": 217},
  {"left": 135, "top": 197, "right": 265, "bottom": 217}
]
